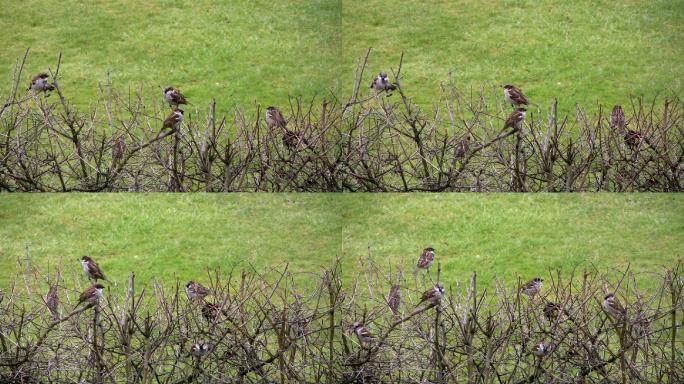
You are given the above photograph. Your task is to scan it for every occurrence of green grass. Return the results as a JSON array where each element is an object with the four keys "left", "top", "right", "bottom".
[
  {"left": 0, "top": 1, "right": 681, "bottom": 115},
  {"left": 0, "top": 194, "right": 681, "bottom": 290}
]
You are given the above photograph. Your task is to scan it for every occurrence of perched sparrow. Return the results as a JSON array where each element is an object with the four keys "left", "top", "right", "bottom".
[
  {"left": 609, "top": 105, "right": 626, "bottom": 133},
  {"left": 80, "top": 256, "right": 107, "bottom": 281},
  {"left": 162, "top": 108, "right": 184, "bottom": 130},
  {"left": 504, "top": 108, "right": 526, "bottom": 130},
  {"left": 202, "top": 302, "right": 229, "bottom": 322},
  {"left": 111, "top": 135, "right": 126, "bottom": 167},
  {"left": 282, "top": 129, "right": 308, "bottom": 150},
  {"left": 414, "top": 246, "right": 435, "bottom": 274},
  {"left": 186, "top": 281, "right": 210, "bottom": 300},
  {"left": 77, "top": 283, "right": 105, "bottom": 308},
  {"left": 531, "top": 341, "right": 550, "bottom": 357},
  {"left": 370, "top": 72, "right": 396, "bottom": 95},
  {"left": 455, "top": 135, "right": 472, "bottom": 158},
  {"left": 28, "top": 73, "right": 54, "bottom": 92},
  {"left": 520, "top": 277, "right": 543, "bottom": 298},
  {"left": 266, "top": 106, "right": 287, "bottom": 129},
  {"left": 188, "top": 341, "right": 209, "bottom": 357},
  {"left": 503, "top": 84, "right": 528, "bottom": 107},
  {"left": 418, "top": 283, "right": 445, "bottom": 306},
  {"left": 45, "top": 284, "right": 59, "bottom": 320},
  {"left": 387, "top": 284, "right": 401, "bottom": 316},
  {"left": 350, "top": 321, "right": 374, "bottom": 345},
  {"left": 623, "top": 129, "right": 649, "bottom": 150},
  {"left": 163, "top": 86, "right": 189, "bottom": 108},
  {"left": 602, "top": 293, "right": 626, "bottom": 319}
]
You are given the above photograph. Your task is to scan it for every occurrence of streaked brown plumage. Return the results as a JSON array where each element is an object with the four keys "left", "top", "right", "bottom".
[
  {"left": 520, "top": 277, "right": 543, "bottom": 298},
  {"left": 77, "top": 283, "right": 104, "bottom": 307},
  {"left": 80, "top": 256, "right": 107, "bottom": 281},
  {"left": 603, "top": 293, "right": 626, "bottom": 319},
  {"left": 163, "top": 86, "right": 189, "bottom": 108},
  {"left": 503, "top": 84, "right": 528, "bottom": 106},
  {"left": 202, "top": 302, "right": 229, "bottom": 322},
  {"left": 504, "top": 108, "right": 526, "bottom": 130},
  {"left": 455, "top": 135, "right": 471, "bottom": 158},
  {"left": 351, "top": 322, "right": 374, "bottom": 344},
  {"left": 112, "top": 135, "right": 126, "bottom": 167},
  {"left": 162, "top": 109, "right": 184, "bottom": 130},
  {"left": 45, "top": 284, "right": 59, "bottom": 320},
  {"left": 28, "top": 73, "right": 54, "bottom": 92},
  {"left": 414, "top": 246, "right": 435, "bottom": 274},
  {"left": 186, "top": 281, "right": 210, "bottom": 300},
  {"left": 387, "top": 284, "right": 401, "bottom": 316},
  {"left": 609, "top": 105, "right": 626, "bottom": 132},
  {"left": 418, "top": 283, "right": 445, "bottom": 306},
  {"left": 266, "top": 106, "right": 287, "bottom": 129}
]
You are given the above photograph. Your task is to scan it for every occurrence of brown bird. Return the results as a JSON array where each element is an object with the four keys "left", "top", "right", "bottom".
[
  {"left": 609, "top": 105, "right": 626, "bottom": 132},
  {"left": 76, "top": 283, "right": 105, "bottom": 308},
  {"left": 414, "top": 246, "right": 435, "bottom": 274},
  {"left": 28, "top": 73, "right": 54, "bottom": 93},
  {"left": 45, "top": 284, "right": 59, "bottom": 320},
  {"left": 455, "top": 134, "right": 472, "bottom": 158},
  {"left": 504, "top": 108, "right": 526, "bottom": 130},
  {"left": 282, "top": 129, "right": 308, "bottom": 150},
  {"left": 418, "top": 283, "right": 445, "bottom": 306},
  {"left": 163, "top": 86, "right": 189, "bottom": 108},
  {"left": 201, "top": 302, "right": 229, "bottom": 322},
  {"left": 80, "top": 256, "right": 107, "bottom": 281},
  {"left": 602, "top": 293, "right": 626, "bottom": 319},
  {"left": 543, "top": 301, "right": 573, "bottom": 322},
  {"left": 350, "top": 322, "right": 374, "bottom": 345},
  {"left": 266, "top": 106, "right": 287, "bottom": 129},
  {"left": 503, "top": 84, "right": 528, "bottom": 107},
  {"left": 111, "top": 135, "right": 126, "bottom": 167},
  {"left": 186, "top": 281, "right": 210, "bottom": 300},
  {"left": 387, "top": 284, "right": 401, "bottom": 316},
  {"left": 623, "top": 129, "right": 649, "bottom": 150},
  {"left": 531, "top": 341, "right": 551, "bottom": 357},
  {"left": 520, "top": 277, "right": 543, "bottom": 298},
  {"left": 162, "top": 108, "right": 184, "bottom": 131},
  {"left": 370, "top": 72, "right": 396, "bottom": 95}
]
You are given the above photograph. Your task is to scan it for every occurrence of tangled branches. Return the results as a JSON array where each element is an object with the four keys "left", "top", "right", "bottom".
[
  {"left": 0, "top": 254, "right": 683, "bottom": 383},
  {"left": 1, "top": 52, "right": 682, "bottom": 192}
]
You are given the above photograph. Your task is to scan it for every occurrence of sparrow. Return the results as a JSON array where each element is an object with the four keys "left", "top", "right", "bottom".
[
  {"left": 623, "top": 129, "right": 649, "bottom": 150},
  {"left": 370, "top": 72, "right": 396, "bottom": 95},
  {"left": 185, "top": 281, "right": 210, "bottom": 300},
  {"left": 455, "top": 135, "right": 472, "bottom": 158},
  {"left": 163, "top": 86, "right": 189, "bottom": 108},
  {"left": 520, "top": 277, "right": 543, "bottom": 298},
  {"left": 387, "top": 284, "right": 401, "bottom": 316},
  {"left": 188, "top": 341, "right": 209, "bottom": 357},
  {"left": 111, "top": 135, "right": 126, "bottom": 167},
  {"left": 27, "top": 73, "right": 54, "bottom": 93},
  {"left": 531, "top": 341, "right": 550, "bottom": 357},
  {"left": 609, "top": 105, "right": 626, "bottom": 133},
  {"left": 543, "top": 301, "right": 571, "bottom": 321},
  {"left": 414, "top": 246, "right": 435, "bottom": 274},
  {"left": 503, "top": 84, "right": 528, "bottom": 107},
  {"left": 76, "top": 283, "right": 105, "bottom": 308},
  {"left": 418, "top": 283, "right": 445, "bottom": 306},
  {"left": 45, "top": 284, "right": 59, "bottom": 320},
  {"left": 282, "top": 129, "right": 308, "bottom": 150},
  {"left": 162, "top": 108, "right": 184, "bottom": 131},
  {"left": 201, "top": 302, "right": 229, "bottom": 322},
  {"left": 350, "top": 322, "right": 374, "bottom": 345},
  {"left": 602, "top": 293, "right": 626, "bottom": 319},
  {"left": 504, "top": 108, "right": 526, "bottom": 130},
  {"left": 266, "top": 106, "right": 287, "bottom": 129},
  {"left": 80, "top": 256, "right": 107, "bottom": 281}
]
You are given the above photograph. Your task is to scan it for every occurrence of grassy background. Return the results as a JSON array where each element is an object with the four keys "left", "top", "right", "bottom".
[
  {"left": 0, "top": 0, "right": 681, "bottom": 115},
  {"left": 0, "top": 194, "right": 681, "bottom": 290}
]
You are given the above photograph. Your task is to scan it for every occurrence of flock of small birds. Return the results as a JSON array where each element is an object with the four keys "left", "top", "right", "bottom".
[
  {"left": 27, "top": 71, "right": 646, "bottom": 152},
  {"left": 38, "top": 248, "right": 633, "bottom": 359}
]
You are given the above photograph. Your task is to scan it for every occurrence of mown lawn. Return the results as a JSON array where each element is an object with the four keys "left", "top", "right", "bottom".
[
  {"left": 0, "top": 194, "right": 681, "bottom": 290},
  {"left": 0, "top": 1, "right": 681, "bottom": 115}
]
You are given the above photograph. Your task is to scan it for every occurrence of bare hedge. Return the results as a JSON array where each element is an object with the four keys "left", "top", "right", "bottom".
[
  {"left": 0, "top": 253, "right": 683, "bottom": 383},
  {"left": 1, "top": 52, "right": 682, "bottom": 192}
]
